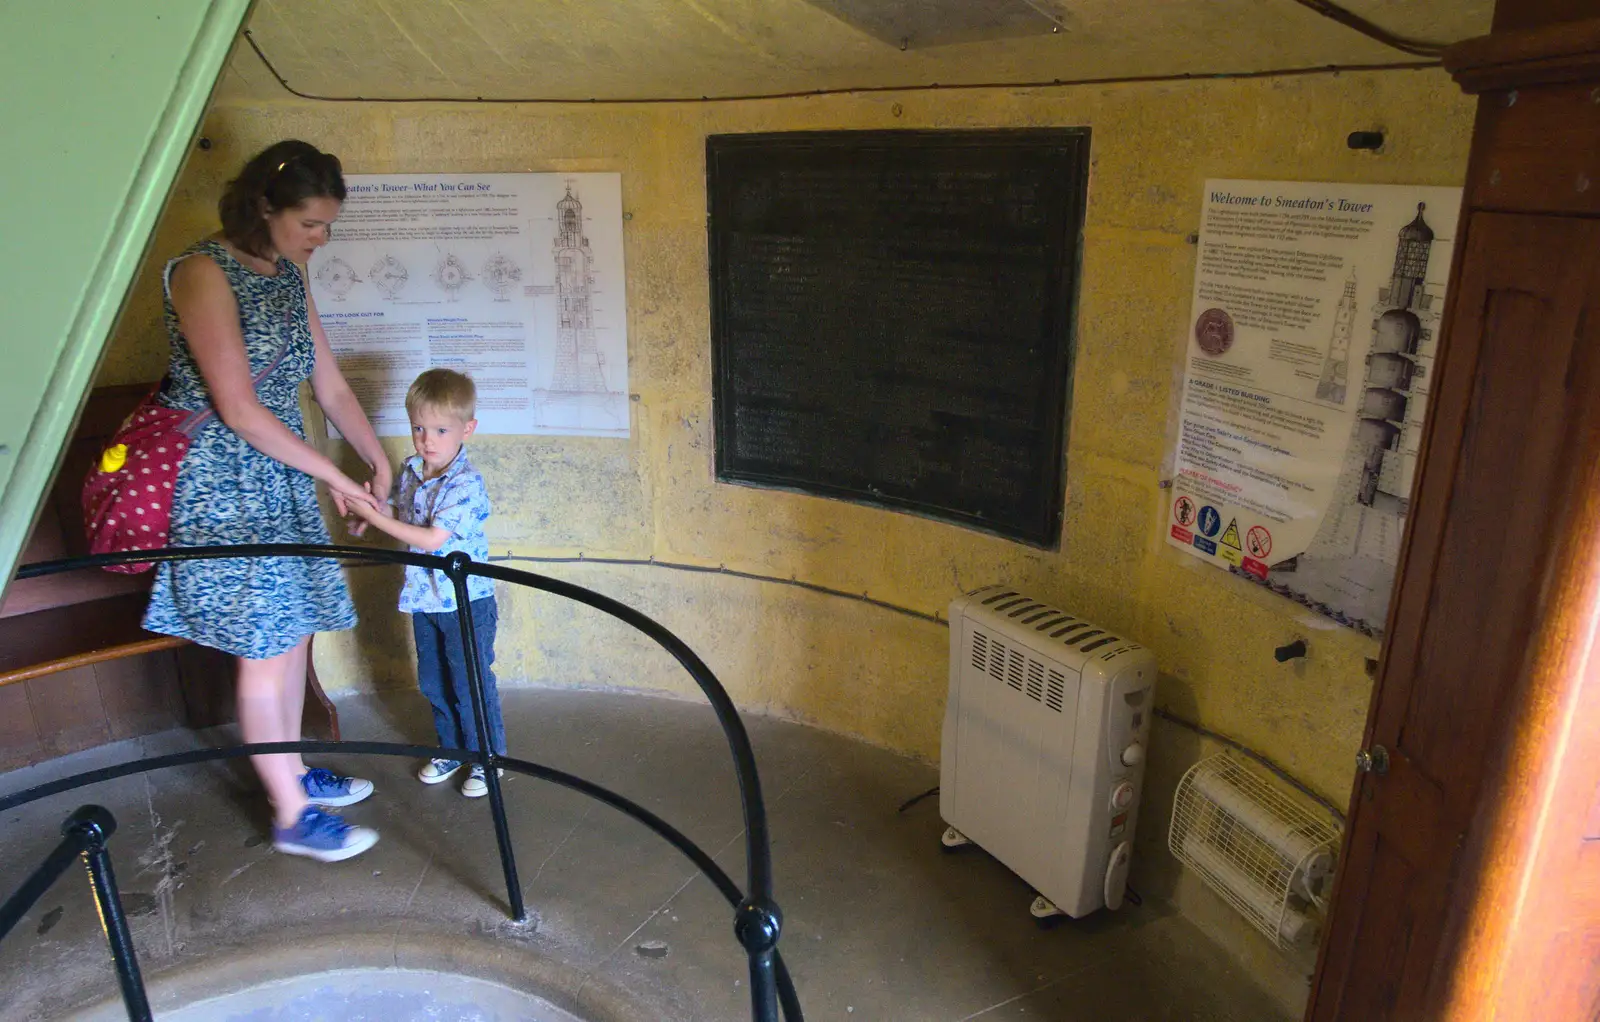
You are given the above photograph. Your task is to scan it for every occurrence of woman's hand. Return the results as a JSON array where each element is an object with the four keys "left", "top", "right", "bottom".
[
  {"left": 328, "top": 472, "right": 379, "bottom": 518},
  {"left": 345, "top": 494, "right": 388, "bottom": 537},
  {"left": 345, "top": 481, "right": 388, "bottom": 538},
  {"left": 345, "top": 493, "right": 389, "bottom": 524},
  {"left": 307, "top": 281, "right": 393, "bottom": 503},
  {"left": 369, "top": 463, "right": 393, "bottom": 507}
]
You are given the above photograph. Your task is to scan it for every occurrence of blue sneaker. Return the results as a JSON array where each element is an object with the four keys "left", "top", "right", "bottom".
[
  {"left": 272, "top": 806, "right": 379, "bottom": 862},
  {"left": 300, "top": 767, "right": 374, "bottom": 807}
]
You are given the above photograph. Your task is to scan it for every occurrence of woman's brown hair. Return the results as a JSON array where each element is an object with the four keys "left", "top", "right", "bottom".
[{"left": 218, "top": 140, "right": 346, "bottom": 259}]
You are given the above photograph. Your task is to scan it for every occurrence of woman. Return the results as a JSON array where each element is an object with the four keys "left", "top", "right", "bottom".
[{"left": 144, "top": 140, "right": 387, "bottom": 861}]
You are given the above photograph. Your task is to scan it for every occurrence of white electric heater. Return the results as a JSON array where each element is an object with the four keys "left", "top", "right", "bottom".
[
  {"left": 1170, "top": 753, "right": 1340, "bottom": 949},
  {"left": 939, "top": 586, "right": 1155, "bottom": 919}
]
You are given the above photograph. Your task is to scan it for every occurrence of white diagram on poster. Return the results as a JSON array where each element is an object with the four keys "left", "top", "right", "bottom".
[
  {"left": 369, "top": 254, "right": 409, "bottom": 299},
  {"left": 308, "top": 173, "right": 629, "bottom": 438},
  {"left": 1164, "top": 179, "right": 1462, "bottom": 636},
  {"left": 313, "top": 257, "right": 362, "bottom": 301},
  {"left": 433, "top": 252, "right": 474, "bottom": 300},
  {"left": 481, "top": 253, "right": 523, "bottom": 299}
]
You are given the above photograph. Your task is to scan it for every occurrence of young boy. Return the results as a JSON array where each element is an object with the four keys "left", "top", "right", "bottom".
[{"left": 347, "top": 368, "right": 505, "bottom": 797}]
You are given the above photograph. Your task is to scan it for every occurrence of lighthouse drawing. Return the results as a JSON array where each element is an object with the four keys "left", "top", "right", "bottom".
[
  {"left": 530, "top": 182, "right": 628, "bottom": 433},
  {"left": 550, "top": 187, "right": 605, "bottom": 393},
  {"left": 1280, "top": 201, "right": 1446, "bottom": 632},
  {"left": 1316, "top": 271, "right": 1356, "bottom": 405}
]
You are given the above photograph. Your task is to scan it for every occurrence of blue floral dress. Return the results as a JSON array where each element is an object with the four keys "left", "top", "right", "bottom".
[{"left": 143, "top": 240, "right": 357, "bottom": 659}]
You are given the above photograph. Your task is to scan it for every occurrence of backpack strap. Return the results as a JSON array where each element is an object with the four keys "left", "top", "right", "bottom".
[{"left": 165, "top": 248, "right": 297, "bottom": 437}]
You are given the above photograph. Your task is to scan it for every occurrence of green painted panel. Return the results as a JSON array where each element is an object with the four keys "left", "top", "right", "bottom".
[{"left": 0, "top": 0, "right": 250, "bottom": 593}]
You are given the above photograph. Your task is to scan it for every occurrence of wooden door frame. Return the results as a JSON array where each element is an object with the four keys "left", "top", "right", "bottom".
[
  {"left": 1307, "top": 7, "right": 1600, "bottom": 1020},
  {"left": 1428, "top": 16, "right": 1600, "bottom": 1017}
]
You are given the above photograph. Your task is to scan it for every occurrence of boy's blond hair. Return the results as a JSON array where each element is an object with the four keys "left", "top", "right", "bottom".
[{"left": 405, "top": 368, "right": 477, "bottom": 422}]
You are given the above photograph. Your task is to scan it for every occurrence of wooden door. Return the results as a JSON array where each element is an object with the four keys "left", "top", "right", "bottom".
[{"left": 1306, "top": 212, "right": 1600, "bottom": 1020}]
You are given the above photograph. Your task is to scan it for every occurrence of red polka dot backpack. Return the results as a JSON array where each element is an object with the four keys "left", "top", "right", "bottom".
[{"left": 81, "top": 337, "right": 292, "bottom": 574}]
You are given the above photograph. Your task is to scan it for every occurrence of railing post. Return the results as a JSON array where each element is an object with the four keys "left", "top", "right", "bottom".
[
  {"left": 446, "top": 553, "right": 527, "bottom": 924},
  {"left": 64, "top": 806, "right": 152, "bottom": 1022},
  {"left": 735, "top": 897, "right": 784, "bottom": 1021}
]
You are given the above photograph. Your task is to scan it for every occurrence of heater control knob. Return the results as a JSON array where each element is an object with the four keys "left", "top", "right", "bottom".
[
  {"left": 1104, "top": 841, "right": 1133, "bottom": 911},
  {"left": 1121, "top": 743, "right": 1145, "bottom": 767},
  {"left": 1109, "top": 781, "right": 1136, "bottom": 811}
]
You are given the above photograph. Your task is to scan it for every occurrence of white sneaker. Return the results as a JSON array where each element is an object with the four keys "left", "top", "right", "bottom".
[
  {"left": 417, "top": 758, "right": 464, "bottom": 785},
  {"left": 461, "top": 765, "right": 505, "bottom": 798}
]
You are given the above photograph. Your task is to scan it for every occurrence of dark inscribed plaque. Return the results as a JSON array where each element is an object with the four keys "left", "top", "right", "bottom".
[{"left": 707, "top": 129, "right": 1088, "bottom": 547}]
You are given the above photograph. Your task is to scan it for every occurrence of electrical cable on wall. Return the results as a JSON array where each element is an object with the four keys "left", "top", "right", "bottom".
[
  {"left": 1287, "top": 0, "right": 1446, "bottom": 58},
  {"left": 895, "top": 713, "right": 1344, "bottom": 825},
  {"left": 1153, "top": 708, "right": 1345, "bottom": 823},
  {"left": 241, "top": 28, "right": 1438, "bottom": 106},
  {"left": 487, "top": 552, "right": 947, "bottom": 624},
  {"left": 483, "top": 553, "right": 1346, "bottom": 822}
]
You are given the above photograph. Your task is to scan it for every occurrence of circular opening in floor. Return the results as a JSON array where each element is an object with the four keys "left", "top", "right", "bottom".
[{"left": 157, "top": 967, "right": 588, "bottom": 1022}]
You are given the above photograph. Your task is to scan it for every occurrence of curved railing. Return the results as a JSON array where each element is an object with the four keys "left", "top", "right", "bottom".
[
  {"left": 0, "top": 545, "right": 802, "bottom": 1022},
  {"left": 1, "top": 806, "right": 150, "bottom": 1019}
]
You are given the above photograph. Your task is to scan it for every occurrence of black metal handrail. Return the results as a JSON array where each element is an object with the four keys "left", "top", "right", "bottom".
[
  {"left": 4, "top": 544, "right": 802, "bottom": 1021},
  {"left": 0, "top": 806, "right": 152, "bottom": 1022}
]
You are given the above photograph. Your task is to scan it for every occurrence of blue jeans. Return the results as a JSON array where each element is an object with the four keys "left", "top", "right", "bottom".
[{"left": 411, "top": 596, "right": 506, "bottom": 757}]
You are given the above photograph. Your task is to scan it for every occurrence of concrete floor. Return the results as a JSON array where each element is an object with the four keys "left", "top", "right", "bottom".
[
  {"left": 0, "top": 689, "right": 1289, "bottom": 1021},
  {"left": 159, "top": 968, "right": 587, "bottom": 1022}
]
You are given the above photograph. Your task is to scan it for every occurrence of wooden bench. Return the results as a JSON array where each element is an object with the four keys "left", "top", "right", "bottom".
[{"left": 0, "top": 384, "right": 339, "bottom": 771}]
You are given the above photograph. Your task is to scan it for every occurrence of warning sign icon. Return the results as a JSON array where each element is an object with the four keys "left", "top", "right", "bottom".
[
  {"left": 1173, "top": 496, "right": 1197, "bottom": 527},
  {"left": 1219, "top": 518, "right": 1242, "bottom": 552},
  {"left": 1246, "top": 525, "right": 1273, "bottom": 559}
]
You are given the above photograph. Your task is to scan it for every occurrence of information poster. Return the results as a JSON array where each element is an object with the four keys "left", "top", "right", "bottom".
[
  {"left": 308, "top": 173, "right": 628, "bottom": 437},
  {"left": 1167, "top": 179, "right": 1462, "bottom": 636}
]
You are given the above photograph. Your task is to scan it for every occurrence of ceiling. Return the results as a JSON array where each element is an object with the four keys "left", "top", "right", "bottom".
[{"left": 217, "top": 0, "right": 1492, "bottom": 103}]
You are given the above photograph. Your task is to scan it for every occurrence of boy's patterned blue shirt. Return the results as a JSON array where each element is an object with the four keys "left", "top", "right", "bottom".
[{"left": 390, "top": 448, "right": 494, "bottom": 613}]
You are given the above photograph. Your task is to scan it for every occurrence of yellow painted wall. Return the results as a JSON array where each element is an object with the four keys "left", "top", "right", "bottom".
[{"left": 97, "top": 67, "right": 1473, "bottom": 1006}]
